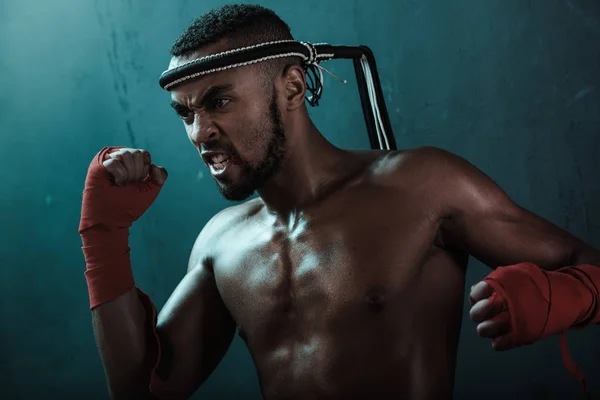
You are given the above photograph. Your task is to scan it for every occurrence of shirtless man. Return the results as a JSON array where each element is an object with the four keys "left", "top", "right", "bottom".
[{"left": 78, "top": 4, "right": 600, "bottom": 400}]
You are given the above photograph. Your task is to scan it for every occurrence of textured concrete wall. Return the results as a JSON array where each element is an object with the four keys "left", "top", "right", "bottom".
[{"left": 1, "top": 0, "right": 598, "bottom": 398}]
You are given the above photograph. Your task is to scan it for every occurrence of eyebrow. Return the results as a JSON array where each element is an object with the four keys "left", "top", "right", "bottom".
[{"left": 170, "top": 84, "right": 234, "bottom": 111}]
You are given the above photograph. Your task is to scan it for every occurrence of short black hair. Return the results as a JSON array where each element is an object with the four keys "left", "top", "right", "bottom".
[{"left": 170, "top": 4, "right": 301, "bottom": 83}]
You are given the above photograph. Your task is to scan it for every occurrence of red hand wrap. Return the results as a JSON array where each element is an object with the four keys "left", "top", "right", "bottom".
[
  {"left": 483, "top": 263, "right": 600, "bottom": 347},
  {"left": 79, "top": 147, "right": 164, "bottom": 309},
  {"left": 483, "top": 262, "right": 600, "bottom": 394}
]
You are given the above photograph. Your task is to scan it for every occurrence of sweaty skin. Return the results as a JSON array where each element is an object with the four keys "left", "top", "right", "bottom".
[
  {"left": 92, "top": 40, "right": 600, "bottom": 400},
  {"left": 154, "top": 148, "right": 599, "bottom": 400},
  {"left": 162, "top": 149, "right": 467, "bottom": 400}
]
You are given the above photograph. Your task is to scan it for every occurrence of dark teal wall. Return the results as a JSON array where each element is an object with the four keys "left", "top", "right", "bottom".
[{"left": 1, "top": 0, "right": 599, "bottom": 399}]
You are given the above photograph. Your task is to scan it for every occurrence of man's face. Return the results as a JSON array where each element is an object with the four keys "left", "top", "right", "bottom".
[{"left": 169, "top": 51, "right": 288, "bottom": 201}]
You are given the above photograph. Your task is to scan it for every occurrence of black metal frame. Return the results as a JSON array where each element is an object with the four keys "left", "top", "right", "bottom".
[{"left": 319, "top": 45, "right": 397, "bottom": 150}]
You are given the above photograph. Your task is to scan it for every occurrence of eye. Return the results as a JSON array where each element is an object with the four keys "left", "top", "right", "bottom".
[
  {"left": 211, "top": 98, "right": 230, "bottom": 109},
  {"left": 174, "top": 107, "right": 194, "bottom": 124},
  {"left": 181, "top": 114, "right": 194, "bottom": 125}
]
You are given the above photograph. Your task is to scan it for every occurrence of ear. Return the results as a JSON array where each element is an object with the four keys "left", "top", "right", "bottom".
[{"left": 281, "top": 64, "right": 306, "bottom": 111}]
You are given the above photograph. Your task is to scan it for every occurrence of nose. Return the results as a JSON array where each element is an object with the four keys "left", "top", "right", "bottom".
[{"left": 188, "top": 111, "right": 219, "bottom": 146}]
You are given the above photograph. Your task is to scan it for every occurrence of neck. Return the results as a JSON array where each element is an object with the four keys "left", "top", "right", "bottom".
[{"left": 257, "top": 113, "right": 358, "bottom": 221}]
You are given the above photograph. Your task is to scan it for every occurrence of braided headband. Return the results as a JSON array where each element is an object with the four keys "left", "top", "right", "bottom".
[{"left": 159, "top": 40, "right": 396, "bottom": 151}]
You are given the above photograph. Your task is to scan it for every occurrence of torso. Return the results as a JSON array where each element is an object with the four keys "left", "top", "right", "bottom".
[{"left": 201, "top": 150, "right": 468, "bottom": 400}]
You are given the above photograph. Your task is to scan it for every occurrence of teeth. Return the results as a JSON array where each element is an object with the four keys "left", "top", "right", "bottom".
[
  {"left": 211, "top": 159, "right": 229, "bottom": 172},
  {"left": 211, "top": 154, "right": 229, "bottom": 163}
]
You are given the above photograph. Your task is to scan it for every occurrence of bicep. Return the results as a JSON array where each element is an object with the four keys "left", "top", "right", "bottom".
[
  {"left": 443, "top": 198, "right": 582, "bottom": 269},
  {"left": 152, "top": 261, "right": 236, "bottom": 399},
  {"left": 431, "top": 148, "right": 587, "bottom": 269}
]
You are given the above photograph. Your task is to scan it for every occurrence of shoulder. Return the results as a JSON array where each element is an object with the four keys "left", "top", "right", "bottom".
[
  {"left": 385, "top": 146, "right": 468, "bottom": 171},
  {"left": 200, "top": 198, "right": 263, "bottom": 236},
  {"left": 369, "top": 146, "right": 509, "bottom": 215},
  {"left": 188, "top": 198, "right": 265, "bottom": 271},
  {"left": 366, "top": 146, "right": 473, "bottom": 186}
]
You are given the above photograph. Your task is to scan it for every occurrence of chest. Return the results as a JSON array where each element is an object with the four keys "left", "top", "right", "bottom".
[{"left": 211, "top": 192, "right": 443, "bottom": 334}]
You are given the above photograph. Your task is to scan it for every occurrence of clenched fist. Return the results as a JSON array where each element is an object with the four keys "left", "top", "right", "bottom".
[
  {"left": 102, "top": 147, "right": 167, "bottom": 186},
  {"left": 469, "top": 281, "right": 511, "bottom": 350},
  {"left": 79, "top": 147, "right": 168, "bottom": 235},
  {"left": 79, "top": 146, "right": 169, "bottom": 308}
]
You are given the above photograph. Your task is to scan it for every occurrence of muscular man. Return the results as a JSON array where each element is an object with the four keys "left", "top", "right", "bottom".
[{"left": 79, "top": 4, "right": 600, "bottom": 399}]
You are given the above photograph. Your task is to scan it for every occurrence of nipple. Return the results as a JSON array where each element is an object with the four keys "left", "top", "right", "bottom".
[{"left": 366, "top": 290, "right": 386, "bottom": 313}]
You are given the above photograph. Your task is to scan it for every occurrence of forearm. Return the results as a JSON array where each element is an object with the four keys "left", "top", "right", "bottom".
[
  {"left": 566, "top": 249, "right": 600, "bottom": 325},
  {"left": 92, "top": 288, "right": 157, "bottom": 399},
  {"left": 79, "top": 147, "right": 168, "bottom": 399},
  {"left": 558, "top": 263, "right": 600, "bottom": 326}
]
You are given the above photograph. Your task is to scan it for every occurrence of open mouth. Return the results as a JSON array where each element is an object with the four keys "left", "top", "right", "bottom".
[
  {"left": 205, "top": 153, "right": 236, "bottom": 176},
  {"left": 209, "top": 154, "right": 230, "bottom": 171}
]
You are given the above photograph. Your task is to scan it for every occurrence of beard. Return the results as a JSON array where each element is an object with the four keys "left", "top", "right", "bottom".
[{"left": 216, "top": 87, "right": 287, "bottom": 201}]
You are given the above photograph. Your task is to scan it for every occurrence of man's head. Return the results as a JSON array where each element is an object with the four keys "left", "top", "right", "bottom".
[{"left": 167, "top": 4, "right": 308, "bottom": 201}]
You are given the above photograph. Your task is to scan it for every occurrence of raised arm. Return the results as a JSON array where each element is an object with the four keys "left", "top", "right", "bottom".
[{"left": 80, "top": 147, "right": 235, "bottom": 400}]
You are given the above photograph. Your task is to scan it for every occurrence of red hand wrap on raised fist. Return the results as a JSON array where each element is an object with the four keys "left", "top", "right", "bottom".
[{"left": 79, "top": 147, "right": 165, "bottom": 309}]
